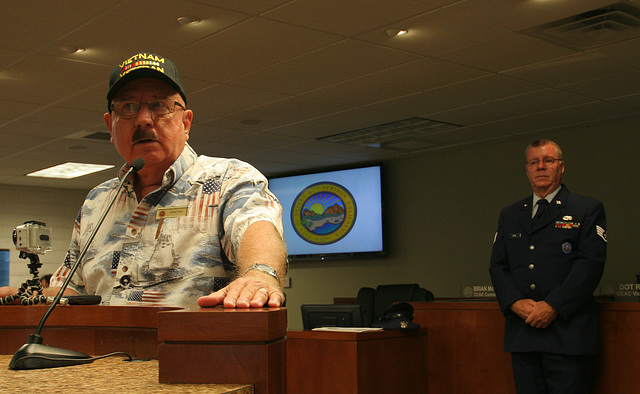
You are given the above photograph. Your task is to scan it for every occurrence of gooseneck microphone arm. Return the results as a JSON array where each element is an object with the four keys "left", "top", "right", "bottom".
[{"left": 9, "top": 158, "right": 145, "bottom": 370}]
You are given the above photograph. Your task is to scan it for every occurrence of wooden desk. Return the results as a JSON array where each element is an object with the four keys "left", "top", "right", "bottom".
[
  {"left": 411, "top": 301, "right": 640, "bottom": 394},
  {"left": 287, "top": 328, "right": 428, "bottom": 394},
  {"left": 0, "top": 305, "right": 286, "bottom": 394},
  {"left": 0, "top": 355, "right": 252, "bottom": 393}
]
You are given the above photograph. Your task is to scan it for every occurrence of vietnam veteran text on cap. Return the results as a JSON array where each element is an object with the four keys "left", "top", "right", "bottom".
[{"left": 107, "top": 52, "right": 186, "bottom": 110}]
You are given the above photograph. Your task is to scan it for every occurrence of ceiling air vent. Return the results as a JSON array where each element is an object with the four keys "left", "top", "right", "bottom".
[
  {"left": 318, "top": 117, "right": 461, "bottom": 152},
  {"left": 82, "top": 132, "right": 111, "bottom": 141},
  {"left": 522, "top": 1, "right": 640, "bottom": 50},
  {"left": 64, "top": 130, "right": 112, "bottom": 142}
]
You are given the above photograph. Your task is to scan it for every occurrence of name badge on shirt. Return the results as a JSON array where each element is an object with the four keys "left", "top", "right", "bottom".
[
  {"left": 156, "top": 206, "right": 189, "bottom": 219},
  {"left": 156, "top": 206, "right": 188, "bottom": 239}
]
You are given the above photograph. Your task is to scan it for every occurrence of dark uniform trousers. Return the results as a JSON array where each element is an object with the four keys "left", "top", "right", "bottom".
[{"left": 511, "top": 352, "right": 597, "bottom": 394}]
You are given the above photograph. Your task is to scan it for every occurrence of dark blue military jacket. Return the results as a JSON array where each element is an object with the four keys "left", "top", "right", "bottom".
[{"left": 490, "top": 185, "right": 607, "bottom": 354}]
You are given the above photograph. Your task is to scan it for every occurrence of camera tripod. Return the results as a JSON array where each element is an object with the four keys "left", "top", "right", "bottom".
[{"left": 0, "top": 251, "right": 48, "bottom": 305}]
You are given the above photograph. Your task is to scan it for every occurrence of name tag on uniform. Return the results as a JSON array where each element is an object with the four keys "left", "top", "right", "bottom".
[
  {"left": 156, "top": 206, "right": 189, "bottom": 219},
  {"left": 508, "top": 233, "right": 522, "bottom": 238},
  {"left": 555, "top": 221, "right": 580, "bottom": 229}
]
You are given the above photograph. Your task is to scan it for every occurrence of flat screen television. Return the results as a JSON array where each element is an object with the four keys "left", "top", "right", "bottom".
[
  {"left": 301, "top": 304, "right": 364, "bottom": 330},
  {"left": 268, "top": 165, "right": 384, "bottom": 260}
]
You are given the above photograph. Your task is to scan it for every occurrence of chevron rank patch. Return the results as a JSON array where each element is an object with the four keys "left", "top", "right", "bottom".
[{"left": 596, "top": 225, "right": 607, "bottom": 242}]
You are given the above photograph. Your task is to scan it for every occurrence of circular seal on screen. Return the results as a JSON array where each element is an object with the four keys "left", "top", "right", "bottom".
[{"left": 291, "top": 182, "right": 357, "bottom": 245}]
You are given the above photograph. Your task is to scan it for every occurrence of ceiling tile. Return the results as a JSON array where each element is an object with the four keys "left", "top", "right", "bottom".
[
  {"left": 443, "top": 0, "right": 621, "bottom": 31},
  {"left": 167, "top": 47, "right": 271, "bottom": 85},
  {"left": 189, "top": 84, "right": 288, "bottom": 114},
  {"left": 558, "top": 70, "right": 640, "bottom": 100},
  {"left": 364, "top": 92, "right": 472, "bottom": 117},
  {"left": 227, "top": 63, "right": 349, "bottom": 95},
  {"left": 361, "top": 57, "right": 489, "bottom": 93},
  {"left": 262, "top": 0, "right": 434, "bottom": 36},
  {"left": 427, "top": 74, "right": 545, "bottom": 103},
  {"left": 299, "top": 78, "right": 413, "bottom": 107},
  {"left": 425, "top": 125, "right": 515, "bottom": 147},
  {"left": 356, "top": 9, "right": 506, "bottom": 56},
  {"left": 505, "top": 52, "right": 634, "bottom": 86},
  {"left": 485, "top": 89, "right": 597, "bottom": 114},
  {"left": 85, "top": 0, "right": 251, "bottom": 46},
  {"left": 436, "top": 32, "right": 575, "bottom": 73},
  {"left": 284, "top": 39, "right": 421, "bottom": 78},
  {"left": 427, "top": 103, "right": 522, "bottom": 127},
  {"left": 590, "top": 36, "right": 640, "bottom": 70},
  {"left": 265, "top": 120, "right": 342, "bottom": 139},
  {"left": 251, "top": 96, "right": 348, "bottom": 121},
  {"left": 194, "top": 17, "right": 343, "bottom": 63}
]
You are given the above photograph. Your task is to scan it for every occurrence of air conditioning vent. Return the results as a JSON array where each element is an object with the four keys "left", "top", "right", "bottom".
[
  {"left": 523, "top": 1, "right": 640, "bottom": 50},
  {"left": 82, "top": 132, "right": 111, "bottom": 141},
  {"left": 318, "top": 117, "right": 460, "bottom": 152}
]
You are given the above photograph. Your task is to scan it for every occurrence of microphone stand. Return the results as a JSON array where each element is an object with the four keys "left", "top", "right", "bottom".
[{"left": 9, "top": 159, "right": 144, "bottom": 370}]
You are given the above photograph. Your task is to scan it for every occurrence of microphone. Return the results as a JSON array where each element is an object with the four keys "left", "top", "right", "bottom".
[
  {"left": 129, "top": 157, "right": 145, "bottom": 173},
  {"left": 9, "top": 159, "right": 145, "bottom": 370}
]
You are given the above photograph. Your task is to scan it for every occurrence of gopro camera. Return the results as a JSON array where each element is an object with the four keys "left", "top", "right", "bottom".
[{"left": 13, "top": 221, "right": 52, "bottom": 254}]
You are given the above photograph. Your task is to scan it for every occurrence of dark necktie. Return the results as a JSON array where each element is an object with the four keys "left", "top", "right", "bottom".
[{"left": 532, "top": 199, "right": 549, "bottom": 224}]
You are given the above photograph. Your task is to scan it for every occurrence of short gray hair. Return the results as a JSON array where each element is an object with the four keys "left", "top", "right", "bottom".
[{"left": 525, "top": 139, "right": 563, "bottom": 160}]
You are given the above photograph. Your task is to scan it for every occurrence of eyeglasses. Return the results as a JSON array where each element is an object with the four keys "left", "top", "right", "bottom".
[
  {"left": 110, "top": 99, "right": 185, "bottom": 118},
  {"left": 526, "top": 158, "right": 564, "bottom": 167}
]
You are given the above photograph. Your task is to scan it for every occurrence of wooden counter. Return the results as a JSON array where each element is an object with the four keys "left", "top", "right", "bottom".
[
  {"left": 411, "top": 301, "right": 640, "bottom": 394},
  {"left": 0, "top": 305, "right": 287, "bottom": 394}
]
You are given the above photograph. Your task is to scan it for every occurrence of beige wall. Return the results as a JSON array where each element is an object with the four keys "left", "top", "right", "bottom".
[
  {"left": 1, "top": 117, "right": 638, "bottom": 329},
  {"left": 284, "top": 118, "right": 640, "bottom": 329}
]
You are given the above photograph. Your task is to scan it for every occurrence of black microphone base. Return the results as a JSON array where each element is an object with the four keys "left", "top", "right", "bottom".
[{"left": 9, "top": 343, "right": 93, "bottom": 370}]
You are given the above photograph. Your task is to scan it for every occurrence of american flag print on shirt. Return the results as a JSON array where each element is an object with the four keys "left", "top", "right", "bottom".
[{"left": 48, "top": 143, "right": 283, "bottom": 307}]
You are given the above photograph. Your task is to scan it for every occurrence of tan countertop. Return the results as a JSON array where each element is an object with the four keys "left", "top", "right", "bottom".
[{"left": 0, "top": 355, "right": 253, "bottom": 393}]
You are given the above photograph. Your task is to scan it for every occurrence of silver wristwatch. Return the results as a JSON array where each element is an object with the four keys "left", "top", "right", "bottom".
[{"left": 242, "top": 263, "right": 280, "bottom": 283}]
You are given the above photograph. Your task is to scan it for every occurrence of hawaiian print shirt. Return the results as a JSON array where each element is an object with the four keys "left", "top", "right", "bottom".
[{"left": 50, "top": 144, "right": 283, "bottom": 307}]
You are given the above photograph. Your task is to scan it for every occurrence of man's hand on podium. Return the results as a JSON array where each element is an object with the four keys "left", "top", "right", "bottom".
[
  {"left": 0, "top": 286, "right": 19, "bottom": 303},
  {"left": 197, "top": 276, "right": 285, "bottom": 308},
  {"left": 0, "top": 286, "right": 18, "bottom": 297}
]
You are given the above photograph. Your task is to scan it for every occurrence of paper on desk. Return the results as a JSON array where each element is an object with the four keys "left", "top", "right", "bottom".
[{"left": 311, "top": 327, "right": 384, "bottom": 332}]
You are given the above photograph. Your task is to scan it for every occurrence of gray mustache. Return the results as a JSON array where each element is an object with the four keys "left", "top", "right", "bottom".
[{"left": 132, "top": 128, "right": 157, "bottom": 143}]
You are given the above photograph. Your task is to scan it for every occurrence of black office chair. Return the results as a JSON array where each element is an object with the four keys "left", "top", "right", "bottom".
[{"left": 356, "top": 283, "right": 434, "bottom": 327}]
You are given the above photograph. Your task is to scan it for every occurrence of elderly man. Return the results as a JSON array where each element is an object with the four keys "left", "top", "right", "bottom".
[
  {"left": 2, "top": 52, "right": 287, "bottom": 308},
  {"left": 490, "top": 139, "right": 607, "bottom": 393}
]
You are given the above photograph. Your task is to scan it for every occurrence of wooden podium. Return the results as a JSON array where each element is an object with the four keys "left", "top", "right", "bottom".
[
  {"left": 158, "top": 307, "right": 287, "bottom": 393},
  {"left": 0, "top": 305, "right": 286, "bottom": 394},
  {"left": 287, "top": 328, "right": 428, "bottom": 394}
]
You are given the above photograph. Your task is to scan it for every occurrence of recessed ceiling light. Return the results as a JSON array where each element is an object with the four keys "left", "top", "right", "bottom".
[
  {"left": 27, "top": 163, "right": 115, "bottom": 179},
  {"left": 60, "top": 46, "right": 86, "bottom": 54},
  {"left": 177, "top": 16, "right": 201, "bottom": 26},
  {"left": 385, "top": 29, "right": 408, "bottom": 38}
]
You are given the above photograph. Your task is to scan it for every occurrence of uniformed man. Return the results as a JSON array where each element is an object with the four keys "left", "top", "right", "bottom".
[{"left": 490, "top": 139, "right": 607, "bottom": 393}]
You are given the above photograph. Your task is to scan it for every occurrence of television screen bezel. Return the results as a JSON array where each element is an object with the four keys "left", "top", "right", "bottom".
[
  {"left": 301, "top": 304, "right": 364, "bottom": 330},
  {"left": 268, "top": 164, "right": 385, "bottom": 262}
]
